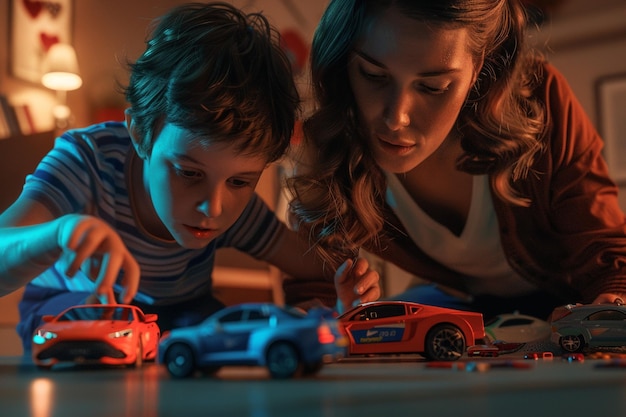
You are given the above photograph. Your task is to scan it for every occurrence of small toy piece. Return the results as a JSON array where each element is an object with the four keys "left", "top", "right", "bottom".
[
  {"left": 594, "top": 359, "right": 626, "bottom": 369},
  {"left": 467, "top": 340, "right": 525, "bottom": 357},
  {"left": 523, "top": 351, "right": 554, "bottom": 360},
  {"left": 484, "top": 312, "right": 551, "bottom": 343},
  {"left": 550, "top": 301, "right": 626, "bottom": 353},
  {"left": 562, "top": 352, "right": 584, "bottom": 363},
  {"left": 158, "top": 303, "right": 347, "bottom": 379},
  {"left": 337, "top": 301, "right": 485, "bottom": 361},
  {"left": 32, "top": 304, "right": 160, "bottom": 369},
  {"left": 426, "top": 360, "right": 532, "bottom": 372}
]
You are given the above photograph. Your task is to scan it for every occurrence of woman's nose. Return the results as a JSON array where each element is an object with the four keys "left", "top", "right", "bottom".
[{"left": 384, "top": 90, "right": 411, "bottom": 130}]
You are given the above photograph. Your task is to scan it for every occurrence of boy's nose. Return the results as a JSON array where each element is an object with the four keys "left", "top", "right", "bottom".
[
  {"left": 197, "top": 187, "right": 223, "bottom": 217},
  {"left": 196, "top": 200, "right": 211, "bottom": 217}
]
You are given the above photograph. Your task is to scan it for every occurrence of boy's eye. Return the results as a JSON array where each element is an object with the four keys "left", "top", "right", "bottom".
[{"left": 174, "top": 166, "right": 201, "bottom": 179}]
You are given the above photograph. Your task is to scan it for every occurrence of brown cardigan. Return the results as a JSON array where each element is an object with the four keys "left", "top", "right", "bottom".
[{"left": 284, "top": 63, "right": 626, "bottom": 308}]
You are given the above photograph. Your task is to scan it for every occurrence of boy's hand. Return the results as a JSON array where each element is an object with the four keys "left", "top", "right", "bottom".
[
  {"left": 334, "top": 258, "right": 380, "bottom": 314},
  {"left": 56, "top": 214, "right": 140, "bottom": 304}
]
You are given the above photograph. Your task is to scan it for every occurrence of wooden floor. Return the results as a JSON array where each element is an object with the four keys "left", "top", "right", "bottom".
[{"left": 2, "top": 354, "right": 626, "bottom": 417}]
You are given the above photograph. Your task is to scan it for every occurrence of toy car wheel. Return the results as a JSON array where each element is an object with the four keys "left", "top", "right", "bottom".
[
  {"left": 424, "top": 324, "right": 465, "bottom": 361},
  {"left": 559, "top": 335, "right": 584, "bottom": 353},
  {"left": 266, "top": 341, "right": 301, "bottom": 379},
  {"left": 164, "top": 343, "right": 196, "bottom": 378}
]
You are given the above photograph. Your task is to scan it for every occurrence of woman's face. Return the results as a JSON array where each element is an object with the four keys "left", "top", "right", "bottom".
[
  {"left": 347, "top": 7, "right": 480, "bottom": 173},
  {"left": 140, "top": 123, "right": 267, "bottom": 249}
]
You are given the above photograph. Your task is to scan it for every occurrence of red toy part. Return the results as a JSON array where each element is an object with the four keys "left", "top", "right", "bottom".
[
  {"left": 32, "top": 304, "right": 160, "bottom": 369},
  {"left": 280, "top": 28, "right": 309, "bottom": 74}
]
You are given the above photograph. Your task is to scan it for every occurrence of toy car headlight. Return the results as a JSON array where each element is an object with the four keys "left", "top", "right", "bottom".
[
  {"left": 33, "top": 330, "right": 57, "bottom": 344},
  {"left": 109, "top": 329, "right": 133, "bottom": 338}
]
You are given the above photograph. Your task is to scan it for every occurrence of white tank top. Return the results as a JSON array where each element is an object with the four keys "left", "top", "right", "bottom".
[{"left": 385, "top": 172, "right": 535, "bottom": 297}]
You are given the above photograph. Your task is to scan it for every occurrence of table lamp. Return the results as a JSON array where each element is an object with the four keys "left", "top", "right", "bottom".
[{"left": 41, "top": 43, "right": 82, "bottom": 128}]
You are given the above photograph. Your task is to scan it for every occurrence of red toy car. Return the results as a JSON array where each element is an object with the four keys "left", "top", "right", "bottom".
[
  {"left": 32, "top": 304, "right": 160, "bottom": 369},
  {"left": 337, "top": 301, "right": 485, "bottom": 361}
]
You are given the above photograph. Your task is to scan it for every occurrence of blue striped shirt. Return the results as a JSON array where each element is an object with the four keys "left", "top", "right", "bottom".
[{"left": 22, "top": 122, "right": 284, "bottom": 305}]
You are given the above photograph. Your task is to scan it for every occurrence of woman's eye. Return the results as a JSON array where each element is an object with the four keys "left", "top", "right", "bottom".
[
  {"left": 420, "top": 84, "right": 450, "bottom": 95},
  {"left": 358, "top": 66, "right": 387, "bottom": 83}
]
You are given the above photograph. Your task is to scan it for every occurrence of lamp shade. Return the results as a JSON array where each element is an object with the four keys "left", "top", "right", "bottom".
[{"left": 41, "top": 43, "right": 83, "bottom": 91}]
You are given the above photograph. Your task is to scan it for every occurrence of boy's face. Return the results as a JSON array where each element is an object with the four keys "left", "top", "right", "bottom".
[{"left": 140, "top": 122, "right": 267, "bottom": 249}]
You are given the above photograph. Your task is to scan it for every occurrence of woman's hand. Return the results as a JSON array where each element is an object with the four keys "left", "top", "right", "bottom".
[
  {"left": 334, "top": 258, "right": 380, "bottom": 313},
  {"left": 592, "top": 293, "right": 625, "bottom": 305},
  {"left": 56, "top": 214, "right": 140, "bottom": 305}
]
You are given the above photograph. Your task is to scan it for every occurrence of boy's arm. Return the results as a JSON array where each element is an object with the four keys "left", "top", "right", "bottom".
[
  {"left": 0, "top": 198, "right": 63, "bottom": 295},
  {"left": 265, "top": 227, "right": 380, "bottom": 311},
  {"left": 0, "top": 196, "right": 139, "bottom": 303}
]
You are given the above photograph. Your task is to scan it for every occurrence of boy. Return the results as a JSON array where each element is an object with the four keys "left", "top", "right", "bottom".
[{"left": 0, "top": 2, "right": 379, "bottom": 350}]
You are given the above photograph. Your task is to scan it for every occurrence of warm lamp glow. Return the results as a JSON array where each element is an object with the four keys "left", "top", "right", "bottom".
[{"left": 41, "top": 43, "right": 83, "bottom": 91}]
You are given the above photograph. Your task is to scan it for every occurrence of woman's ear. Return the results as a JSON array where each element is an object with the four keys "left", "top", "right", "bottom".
[
  {"left": 125, "top": 108, "right": 146, "bottom": 159},
  {"left": 472, "top": 52, "right": 486, "bottom": 86}
]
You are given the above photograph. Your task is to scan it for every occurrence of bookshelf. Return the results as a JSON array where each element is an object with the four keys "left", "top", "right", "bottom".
[{"left": 0, "top": 130, "right": 55, "bottom": 212}]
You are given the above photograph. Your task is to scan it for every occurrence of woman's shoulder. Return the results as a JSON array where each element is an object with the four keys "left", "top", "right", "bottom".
[{"left": 532, "top": 60, "right": 577, "bottom": 102}]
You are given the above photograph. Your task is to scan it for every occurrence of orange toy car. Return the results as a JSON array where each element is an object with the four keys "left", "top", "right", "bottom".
[
  {"left": 32, "top": 304, "right": 160, "bottom": 369},
  {"left": 337, "top": 301, "right": 485, "bottom": 361}
]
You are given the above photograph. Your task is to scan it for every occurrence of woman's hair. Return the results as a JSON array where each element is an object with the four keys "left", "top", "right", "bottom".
[
  {"left": 288, "top": 0, "right": 546, "bottom": 268},
  {"left": 123, "top": 2, "right": 299, "bottom": 163}
]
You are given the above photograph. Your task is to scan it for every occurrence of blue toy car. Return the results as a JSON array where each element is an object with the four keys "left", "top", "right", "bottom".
[{"left": 158, "top": 303, "right": 347, "bottom": 379}]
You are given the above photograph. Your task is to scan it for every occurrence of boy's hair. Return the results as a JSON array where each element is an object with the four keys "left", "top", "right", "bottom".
[{"left": 124, "top": 2, "right": 299, "bottom": 163}]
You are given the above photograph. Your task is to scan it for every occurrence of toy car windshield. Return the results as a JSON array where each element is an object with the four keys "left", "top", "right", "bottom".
[{"left": 57, "top": 306, "right": 132, "bottom": 321}]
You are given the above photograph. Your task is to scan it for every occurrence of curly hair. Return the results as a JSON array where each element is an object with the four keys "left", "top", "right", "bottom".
[
  {"left": 123, "top": 2, "right": 299, "bottom": 163},
  {"left": 288, "top": 0, "right": 546, "bottom": 268}
]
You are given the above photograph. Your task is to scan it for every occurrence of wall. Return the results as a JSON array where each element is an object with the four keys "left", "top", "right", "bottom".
[
  {"left": 0, "top": 0, "right": 324, "bottom": 130},
  {"left": 532, "top": 0, "right": 626, "bottom": 210}
]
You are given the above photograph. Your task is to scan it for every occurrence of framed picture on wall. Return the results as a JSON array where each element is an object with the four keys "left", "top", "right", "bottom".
[
  {"left": 597, "top": 73, "right": 626, "bottom": 184},
  {"left": 10, "top": 0, "right": 73, "bottom": 84}
]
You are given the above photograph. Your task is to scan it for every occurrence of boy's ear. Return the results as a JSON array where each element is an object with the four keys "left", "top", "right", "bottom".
[{"left": 125, "top": 108, "right": 146, "bottom": 158}]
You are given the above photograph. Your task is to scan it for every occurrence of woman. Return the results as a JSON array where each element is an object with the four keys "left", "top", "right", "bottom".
[{"left": 286, "top": 0, "right": 626, "bottom": 318}]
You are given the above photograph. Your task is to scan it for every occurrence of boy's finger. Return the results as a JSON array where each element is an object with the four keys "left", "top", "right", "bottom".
[
  {"left": 355, "top": 270, "right": 380, "bottom": 294},
  {"left": 351, "top": 257, "right": 370, "bottom": 276},
  {"left": 119, "top": 256, "right": 141, "bottom": 304}
]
